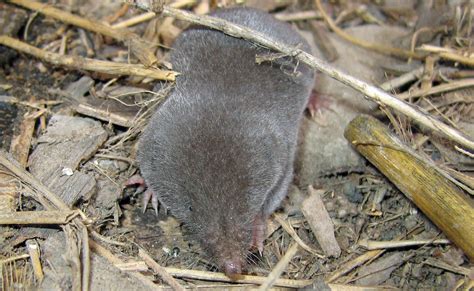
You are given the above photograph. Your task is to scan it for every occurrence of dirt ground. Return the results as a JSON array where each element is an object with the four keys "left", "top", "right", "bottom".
[{"left": 0, "top": 0, "right": 473, "bottom": 290}]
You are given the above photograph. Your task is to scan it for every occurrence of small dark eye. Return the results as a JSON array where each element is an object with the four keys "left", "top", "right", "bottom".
[
  {"left": 172, "top": 247, "right": 180, "bottom": 257},
  {"left": 188, "top": 206, "right": 193, "bottom": 212}
]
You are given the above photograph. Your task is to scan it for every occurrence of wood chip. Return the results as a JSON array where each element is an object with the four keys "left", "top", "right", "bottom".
[
  {"left": 301, "top": 186, "right": 341, "bottom": 258},
  {"left": 28, "top": 115, "right": 107, "bottom": 206},
  {"left": 356, "top": 252, "right": 406, "bottom": 285}
]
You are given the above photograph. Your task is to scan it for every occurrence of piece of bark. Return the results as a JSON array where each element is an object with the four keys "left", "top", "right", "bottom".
[
  {"left": 356, "top": 252, "right": 406, "bottom": 285},
  {"left": 10, "top": 109, "right": 44, "bottom": 167},
  {"left": 0, "top": 170, "right": 17, "bottom": 213},
  {"left": 65, "top": 76, "right": 95, "bottom": 100},
  {"left": 344, "top": 114, "right": 474, "bottom": 260},
  {"left": 76, "top": 96, "right": 140, "bottom": 128},
  {"left": 75, "top": 85, "right": 146, "bottom": 127},
  {"left": 300, "top": 186, "right": 341, "bottom": 258},
  {"left": 28, "top": 115, "right": 107, "bottom": 207}
]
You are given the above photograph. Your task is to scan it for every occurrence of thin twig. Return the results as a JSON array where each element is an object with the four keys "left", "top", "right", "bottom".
[
  {"left": 419, "top": 44, "right": 474, "bottom": 67},
  {"left": 274, "top": 10, "right": 322, "bottom": 22},
  {"left": 0, "top": 36, "right": 177, "bottom": 81},
  {"left": 163, "top": 267, "right": 312, "bottom": 288},
  {"left": 398, "top": 78, "right": 474, "bottom": 100},
  {"left": 139, "top": 249, "right": 186, "bottom": 291},
  {"left": 112, "top": 0, "right": 197, "bottom": 29},
  {"left": 379, "top": 66, "right": 425, "bottom": 92},
  {"left": 274, "top": 214, "right": 325, "bottom": 258},
  {"left": 358, "top": 238, "right": 451, "bottom": 250},
  {"left": 257, "top": 243, "right": 299, "bottom": 291}
]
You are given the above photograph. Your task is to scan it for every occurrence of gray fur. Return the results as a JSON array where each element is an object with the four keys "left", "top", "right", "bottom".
[{"left": 138, "top": 7, "right": 313, "bottom": 270}]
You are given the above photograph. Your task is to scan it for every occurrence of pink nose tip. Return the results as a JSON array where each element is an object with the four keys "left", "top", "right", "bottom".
[{"left": 224, "top": 260, "right": 242, "bottom": 279}]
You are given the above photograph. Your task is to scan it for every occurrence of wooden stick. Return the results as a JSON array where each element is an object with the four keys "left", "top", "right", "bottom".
[
  {"left": 127, "top": 2, "right": 474, "bottom": 151},
  {"left": 0, "top": 36, "right": 177, "bottom": 81},
  {"left": 344, "top": 115, "right": 474, "bottom": 260}
]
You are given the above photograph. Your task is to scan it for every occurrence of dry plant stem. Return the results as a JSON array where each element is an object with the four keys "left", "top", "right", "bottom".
[
  {"left": 138, "top": 249, "right": 185, "bottom": 291},
  {"left": 379, "top": 66, "right": 425, "bottom": 92},
  {"left": 359, "top": 238, "right": 451, "bottom": 250},
  {"left": 257, "top": 243, "right": 299, "bottom": 291},
  {"left": 0, "top": 254, "right": 30, "bottom": 265},
  {"left": 328, "top": 283, "right": 396, "bottom": 290},
  {"left": 64, "top": 224, "right": 82, "bottom": 291},
  {"left": 0, "top": 210, "right": 79, "bottom": 224},
  {"left": 345, "top": 115, "right": 474, "bottom": 260},
  {"left": 398, "top": 78, "right": 474, "bottom": 100},
  {"left": 80, "top": 223, "right": 90, "bottom": 291},
  {"left": 7, "top": 0, "right": 157, "bottom": 66},
  {"left": 325, "top": 249, "right": 384, "bottom": 283},
  {"left": 423, "top": 257, "right": 473, "bottom": 277},
  {"left": 442, "top": 167, "right": 474, "bottom": 192},
  {"left": 274, "top": 10, "right": 322, "bottom": 22},
  {"left": 419, "top": 44, "right": 474, "bottom": 67},
  {"left": 112, "top": 0, "right": 197, "bottom": 28},
  {"left": 164, "top": 267, "right": 312, "bottom": 288},
  {"left": 0, "top": 36, "right": 177, "bottom": 81},
  {"left": 90, "top": 230, "right": 128, "bottom": 247},
  {"left": 115, "top": 261, "right": 149, "bottom": 272},
  {"left": 76, "top": 103, "right": 137, "bottom": 127},
  {"left": 139, "top": 6, "right": 474, "bottom": 151},
  {"left": 274, "top": 213, "right": 324, "bottom": 258},
  {"left": 26, "top": 240, "right": 44, "bottom": 282},
  {"left": 314, "top": 0, "right": 422, "bottom": 60}
]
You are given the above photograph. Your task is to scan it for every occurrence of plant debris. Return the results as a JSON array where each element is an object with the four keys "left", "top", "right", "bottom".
[{"left": 0, "top": 0, "right": 473, "bottom": 290}]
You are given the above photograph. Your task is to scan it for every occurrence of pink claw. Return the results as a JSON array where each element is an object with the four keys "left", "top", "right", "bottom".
[
  {"left": 251, "top": 214, "right": 266, "bottom": 255},
  {"left": 306, "top": 90, "right": 332, "bottom": 118},
  {"left": 142, "top": 189, "right": 159, "bottom": 216},
  {"left": 125, "top": 174, "right": 159, "bottom": 216}
]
